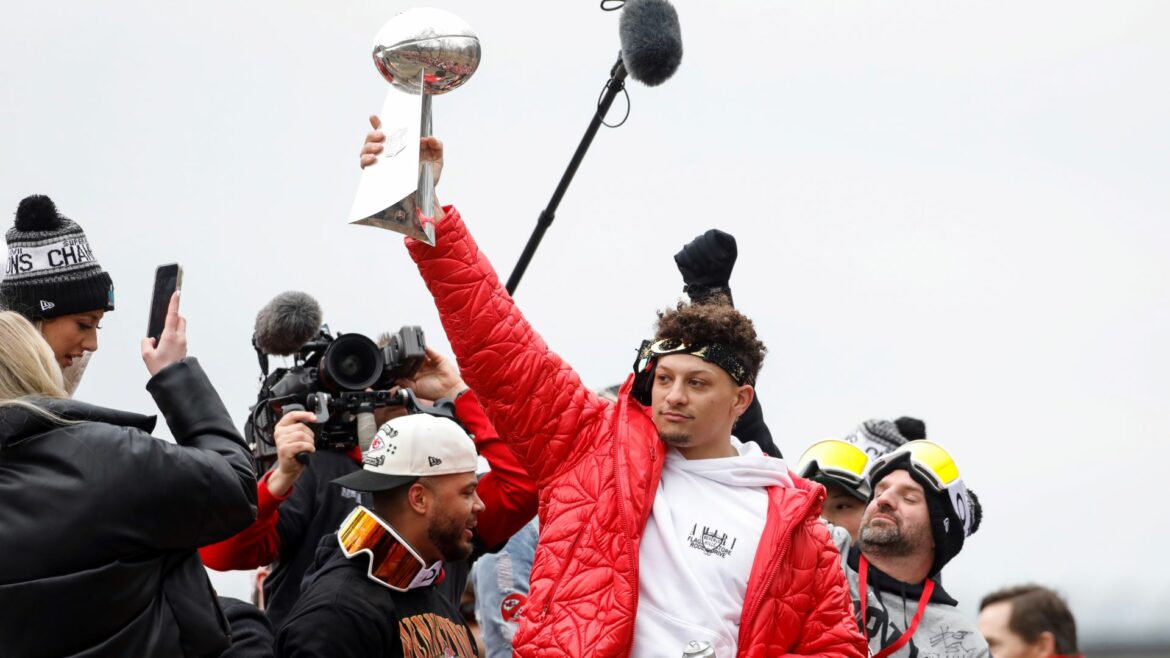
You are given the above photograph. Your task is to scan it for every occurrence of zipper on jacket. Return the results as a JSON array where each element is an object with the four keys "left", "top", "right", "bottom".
[{"left": 619, "top": 402, "right": 641, "bottom": 657}]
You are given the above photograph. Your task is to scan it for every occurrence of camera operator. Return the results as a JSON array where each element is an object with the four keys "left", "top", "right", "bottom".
[{"left": 199, "top": 344, "right": 537, "bottom": 629}]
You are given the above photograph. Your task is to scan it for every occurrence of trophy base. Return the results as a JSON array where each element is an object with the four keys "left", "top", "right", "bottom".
[{"left": 351, "top": 192, "right": 436, "bottom": 246}]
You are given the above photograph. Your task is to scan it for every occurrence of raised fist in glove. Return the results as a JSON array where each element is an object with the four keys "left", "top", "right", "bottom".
[{"left": 674, "top": 228, "right": 737, "bottom": 306}]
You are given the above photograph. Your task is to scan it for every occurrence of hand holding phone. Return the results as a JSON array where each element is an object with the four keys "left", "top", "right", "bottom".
[
  {"left": 141, "top": 264, "right": 187, "bottom": 377},
  {"left": 147, "top": 264, "right": 182, "bottom": 344}
]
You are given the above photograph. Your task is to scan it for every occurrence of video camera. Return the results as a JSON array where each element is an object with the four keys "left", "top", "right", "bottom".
[{"left": 246, "top": 323, "right": 433, "bottom": 467}]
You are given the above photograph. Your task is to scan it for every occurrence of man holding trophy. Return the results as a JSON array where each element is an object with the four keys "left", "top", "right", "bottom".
[{"left": 350, "top": 10, "right": 866, "bottom": 658}]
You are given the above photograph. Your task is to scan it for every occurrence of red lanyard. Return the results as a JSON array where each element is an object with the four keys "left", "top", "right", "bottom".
[{"left": 858, "top": 555, "right": 935, "bottom": 658}]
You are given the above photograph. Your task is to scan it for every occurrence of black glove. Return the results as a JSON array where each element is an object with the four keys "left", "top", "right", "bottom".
[{"left": 674, "top": 229, "right": 737, "bottom": 306}]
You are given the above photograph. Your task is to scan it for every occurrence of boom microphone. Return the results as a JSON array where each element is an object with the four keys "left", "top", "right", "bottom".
[
  {"left": 504, "top": 0, "right": 683, "bottom": 295},
  {"left": 254, "top": 291, "right": 324, "bottom": 357},
  {"left": 619, "top": 0, "right": 683, "bottom": 86}
]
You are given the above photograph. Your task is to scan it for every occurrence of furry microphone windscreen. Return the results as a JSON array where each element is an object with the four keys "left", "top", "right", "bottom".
[
  {"left": 253, "top": 291, "right": 323, "bottom": 356},
  {"left": 620, "top": 0, "right": 683, "bottom": 86}
]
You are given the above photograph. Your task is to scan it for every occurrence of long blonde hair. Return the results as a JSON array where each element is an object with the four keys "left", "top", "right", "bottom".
[{"left": 0, "top": 311, "right": 69, "bottom": 420}]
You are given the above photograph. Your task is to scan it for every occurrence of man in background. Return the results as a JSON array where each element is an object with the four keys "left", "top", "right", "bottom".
[{"left": 979, "top": 585, "right": 1081, "bottom": 658}]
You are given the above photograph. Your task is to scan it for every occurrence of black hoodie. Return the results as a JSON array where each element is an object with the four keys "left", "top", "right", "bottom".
[
  {"left": 275, "top": 534, "right": 477, "bottom": 658},
  {"left": 0, "top": 359, "right": 258, "bottom": 657}
]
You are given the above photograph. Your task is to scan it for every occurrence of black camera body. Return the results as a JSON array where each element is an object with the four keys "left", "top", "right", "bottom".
[{"left": 247, "top": 325, "right": 427, "bottom": 465}]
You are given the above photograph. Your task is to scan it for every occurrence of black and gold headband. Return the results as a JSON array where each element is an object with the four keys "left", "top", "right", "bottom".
[{"left": 630, "top": 338, "right": 754, "bottom": 404}]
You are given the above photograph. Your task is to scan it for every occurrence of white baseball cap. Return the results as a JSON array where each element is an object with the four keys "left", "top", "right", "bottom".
[{"left": 332, "top": 413, "right": 477, "bottom": 492}]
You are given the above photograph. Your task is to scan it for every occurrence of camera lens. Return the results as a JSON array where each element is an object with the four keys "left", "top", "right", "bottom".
[
  {"left": 320, "top": 334, "right": 384, "bottom": 391},
  {"left": 339, "top": 355, "right": 361, "bottom": 378}
]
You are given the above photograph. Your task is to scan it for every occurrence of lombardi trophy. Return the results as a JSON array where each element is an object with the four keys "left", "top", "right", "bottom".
[{"left": 348, "top": 8, "right": 480, "bottom": 245}]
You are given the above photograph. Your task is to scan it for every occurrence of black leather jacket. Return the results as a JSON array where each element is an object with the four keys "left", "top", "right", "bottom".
[{"left": 0, "top": 358, "right": 257, "bottom": 657}]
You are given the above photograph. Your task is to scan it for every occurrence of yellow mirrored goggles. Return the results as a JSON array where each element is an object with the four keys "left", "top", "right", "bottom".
[
  {"left": 797, "top": 439, "right": 871, "bottom": 488},
  {"left": 872, "top": 440, "right": 975, "bottom": 537},
  {"left": 337, "top": 506, "right": 435, "bottom": 592},
  {"left": 885, "top": 440, "right": 961, "bottom": 490}
]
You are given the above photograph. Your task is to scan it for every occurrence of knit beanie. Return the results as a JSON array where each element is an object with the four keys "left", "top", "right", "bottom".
[
  {"left": 808, "top": 416, "right": 924, "bottom": 501},
  {"left": 1, "top": 195, "right": 115, "bottom": 320},
  {"left": 843, "top": 416, "right": 925, "bottom": 459},
  {"left": 867, "top": 447, "right": 983, "bottom": 577}
]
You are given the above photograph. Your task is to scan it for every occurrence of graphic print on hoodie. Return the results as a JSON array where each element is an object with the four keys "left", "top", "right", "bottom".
[{"left": 632, "top": 438, "right": 792, "bottom": 657}]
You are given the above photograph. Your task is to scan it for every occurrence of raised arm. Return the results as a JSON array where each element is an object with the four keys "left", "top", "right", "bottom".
[
  {"left": 394, "top": 347, "right": 538, "bottom": 543},
  {"left": 455, "top": 389, "right": 537, "bottom": 548},
  {"left": 121, "top": 292, "right": 257, "bottom": 548},
  {"left": 675, "top": 228, "right": 783, "bottom": 458},
  {"left": 361, "top": 122, "right": 611, "bottom": 484},
  {"left": 407, "top": 208, "right": 610, "bottom": 485}
]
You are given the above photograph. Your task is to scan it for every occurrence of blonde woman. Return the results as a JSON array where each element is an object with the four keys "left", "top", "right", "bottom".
[
  {"left": 1, "top": 195, "right": 116, "bottom": 395},
  {"left": 0, "top": 294, "right": 258, "bottom": 657}
]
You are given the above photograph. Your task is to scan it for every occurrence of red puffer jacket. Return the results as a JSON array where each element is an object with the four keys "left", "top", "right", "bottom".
[{"left": 409, "top": 208, "right": 866, "bottom": 658}]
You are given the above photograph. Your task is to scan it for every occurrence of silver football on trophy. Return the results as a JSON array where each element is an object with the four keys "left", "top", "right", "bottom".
[{"left": 372, "top": 8, "right": 481, "bottom": 95}]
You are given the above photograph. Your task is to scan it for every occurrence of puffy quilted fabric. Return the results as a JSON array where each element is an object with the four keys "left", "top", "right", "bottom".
[{"left": 409, "top": 208, "right": 867, "bottom": 658}]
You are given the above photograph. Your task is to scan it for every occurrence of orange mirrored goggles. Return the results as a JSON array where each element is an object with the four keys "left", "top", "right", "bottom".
[{"left": 337, "top": 506, "right": 433, "bottom": 591}]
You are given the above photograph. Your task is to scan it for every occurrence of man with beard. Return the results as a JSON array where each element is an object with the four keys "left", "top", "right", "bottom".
[
  {"left": 275, "top": 413, "right": 483, "bottom": 657},
  {"left": 829, "top": 440, "right": 990, "bottom": 658},
  {"left": 797, "top": 417, "right": 927, "bottom": 540}
]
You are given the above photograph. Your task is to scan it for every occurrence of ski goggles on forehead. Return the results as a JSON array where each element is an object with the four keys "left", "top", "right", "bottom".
[
  {"left": 797, "top": 440, "right": 871, "bottom": 488},
  {"left": 337, "top": 506, "right": 439, "bottom": 592},
  {"left": 878, "top": 440, "right": 961, "bottom": 490},
  {"left": 873, "top": 440, "right": 976, "bottom": 537}
]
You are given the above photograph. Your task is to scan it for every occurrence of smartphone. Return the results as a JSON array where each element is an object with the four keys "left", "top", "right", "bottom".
[{"left": 147, "top": 263, "right": 183, "bottom": 344}]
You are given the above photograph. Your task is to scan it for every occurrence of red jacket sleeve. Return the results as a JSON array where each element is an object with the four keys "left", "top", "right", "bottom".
[
  {"left": 455, "top": 390, "right": 537, "bottom": 549},
  {"left": 408, "top": 208, "right": 611, "bottom": 487},
  {"left": 199, "top": 470, "right": 289, "bottom": 570}
]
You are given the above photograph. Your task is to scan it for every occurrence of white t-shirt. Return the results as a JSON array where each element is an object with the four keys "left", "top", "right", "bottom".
[{"left": 631, "top": 438, "right": 792, "bottom": 657}]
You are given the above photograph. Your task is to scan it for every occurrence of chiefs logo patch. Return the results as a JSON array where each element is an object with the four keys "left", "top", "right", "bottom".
[{"left": 500, "top": 592, "right": 527, "bottom": 623}]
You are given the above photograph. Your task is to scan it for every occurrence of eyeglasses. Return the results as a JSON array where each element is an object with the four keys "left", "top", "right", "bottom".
[
  {"left": 871, "top": 440, "right": 974, "bottom": 537},
  {"left": 337, "top": 506, "right": 434, "bottom": 591},
  {"left": 797, "top": 439, "right": 872, "bottom": 489}
]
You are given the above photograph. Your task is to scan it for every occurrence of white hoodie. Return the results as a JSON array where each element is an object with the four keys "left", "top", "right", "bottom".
[{"left": 631, "top": 438, "right": 792, "bottom": 658}]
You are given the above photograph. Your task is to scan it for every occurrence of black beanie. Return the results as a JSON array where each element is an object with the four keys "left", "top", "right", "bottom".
[
  {"left": 1, "top": 195, "right": 115, "bottom": 320},
  {"left": 867, "top": 451, "right": 983, "bottom": 578}
]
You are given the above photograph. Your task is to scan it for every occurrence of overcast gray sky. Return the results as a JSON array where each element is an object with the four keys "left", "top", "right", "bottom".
[{"left": 3, "top": 0, "right": 1168, "bottom": 646}]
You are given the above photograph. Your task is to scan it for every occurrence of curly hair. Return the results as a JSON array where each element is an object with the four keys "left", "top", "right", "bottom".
[{"left": 654, "top": 295, "right": 766, "bottom": 383}]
